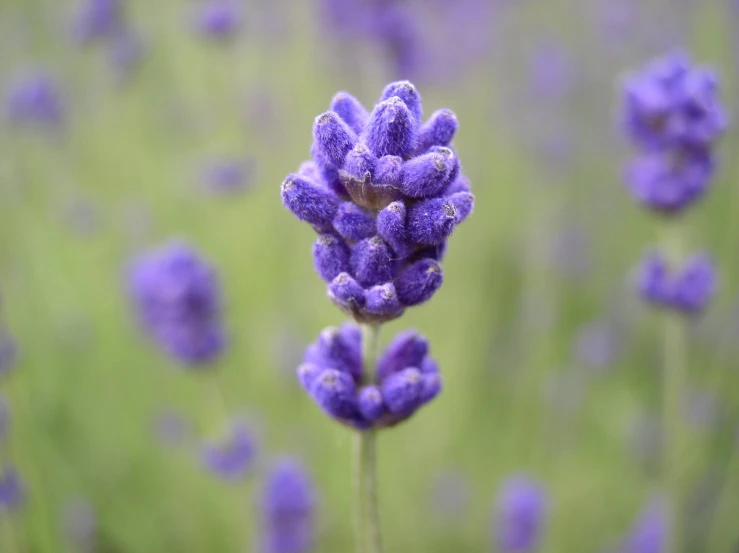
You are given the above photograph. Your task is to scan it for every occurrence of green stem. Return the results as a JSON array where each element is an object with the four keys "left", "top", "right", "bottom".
[
  {"left": 355, "top": 324, "right": 384, "bottom": 553},
  {"left": 662, "top": 222, "right": 686, "bottom": 553}
]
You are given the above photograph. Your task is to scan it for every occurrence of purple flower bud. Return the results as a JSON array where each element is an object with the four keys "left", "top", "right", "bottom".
[
  {"left": 72, "top": 0, "right": 122, "bottom": 43},
  {"left": 671, "top": 254, "right": 716, "bottom": 314},
  {"left": 310, "top": 369, "right": 358, "bottom": 419},
  {"left": 394, "top": 258, "right": 443, "bottom": 306},
  {"left": 330, "top": 91, "right": 368, "bottom": 134},
  {"left": 297, "top": 362, "right": 322, "bottom": 391},
  {"left": 0, "top": 467, "right": 24, "bottom": 512},
  {"left": 313, "top": 111, "right": 357, "bottom": 168},
  {"left": 377, "top": 329, "right": 429, "bottom": 380},
  {"left": 312, "top": 234, "right": 350, "bottom": 282},
  {"left": 363, "top": 96, "right": 418, "bottom": 158},
  {"left": 493, "top": 476, "right": 548, "bottom": 553},
  {"left": 281, "top": 174, "right": 339, "bottom": 232},
  {"left": 416, "top": 109, "right": 458, "bottom": 153},
  {"left": 333, "top": 202, "right": 376, "bottom": 242},
  {"left": 620, "top": 497, "right": 667, "bottom": 553},
  {"left": 261, "top": 458, "right": 316, "bottom": 553},
  {"left": 444, "top": 173, "right": 471, "bottom": 195},
  {"left": 128, "top": 241, "right": 226, "bottom": 366},
  {"left": 380, "top": 367, "right": 424, "bottom": 416},
  {"left": 192, "top": 0, "right": 243, "bottom": 41},
  {"left": 198, "top": 157, "right": 254, "bottom": 196},
  {"left": 358, "top": 386, "right": 385, "bottom": 423},
  {"left": 375, "top": 155, "right": 403, "bottom": 185},
  {"left": 350, "top": 237, "right": 396, "bottom": 287},
  {"left": 328, "top": 272, "right": 366, "bottom": 312},
  {"left": 637, "top": 252, "right": 671, "bottom": 306},
  {"left": 448, "top": 191, "right": 475, "bottom": 224},
  {"left": 380, "top": 80, "right": 423, "bottom": 122},
  {"left": 304, "top": 324, "right": 362, "bottom": 382},
  {"left": 625, "top": 150, "right": 714, "bottom": 214},
  {"left": 201, "top": 420, "right": 258, "bottom": 481},
  {"left": 364, "top": 283, "right": 403, "bottom": 317},
  {"left": 399, "top": 152, "right": 453, "bottom": 198},
  {"left": 343, "top": 143, "right": 377, "bottom": 181},
  {"left": 377, "top": 201, "right": 411, "bottom": 257},
  {"left": 407, "top": 197, "right": 458, "bottom": 245},
  {"left": 0, "top": 335, "right": 16, "bottom": 377},
  {"left": 6, "top": 73, "right": 64, "bottom": 129},
  {"left": 420, "top": 373, "right": 443, "bottom": 404}
]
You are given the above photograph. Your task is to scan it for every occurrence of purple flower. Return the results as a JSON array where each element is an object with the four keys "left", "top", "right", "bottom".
[
  {"left": 573, "top": 320, "right": 623, "bottom": 371},
  {"left": 260, "top": 458, "right": 317, "bottom": 553},
  {"left": 5, "top": 73, "right": 65, "bottom": 129},
  {"left": 637, "top": 251, "right": 716, "bottom": 315},
  {"left": 621, "top": 52, "right": 727, "bottom": 215},
  {"left": 620, "top": 497, "right": 667, "bottom": 553},
  {"left": 201, "top": 419, "right": 257, "bottom": 481},
  {"left": 197, "top": 157, "right": 255, "bottom": 196},
  {"left": 280, "top": 81, "right": 473, "bottom": 323},
  {"left": 107, "top": 29, "right": 144, "bottom": 83},
  {"left": 493, "top": 475, "right": 547, "bottom": 553},
  {"left": 127, "top": 241, "right": 227, "bottom": 366},
  {"left": 192, "top": 0, "right": 243, "bottom": 41},
  {"left": 297, "top": 324, "right": 441, "bottom": 429},
  {"left": 72, "top": 0, "right": 123, "bottom": 43},
  {"left": 0, "top": 467, "right": 24, "bottom": 512}
]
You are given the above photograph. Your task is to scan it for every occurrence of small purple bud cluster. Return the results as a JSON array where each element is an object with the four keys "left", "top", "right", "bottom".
[
  {"left": 5, "top": 73, "right": 65, "bottom": 130},
  {"left": 191, "top": 0, "right": 243, "bottom": 41},
  {"left": 637, "top": 252, "right": 716, "bottom": 315},
  {"left": 260, "top": 458, "right": 317, "bottom": 553},
  {"left": 621, "top": 53, "right": 724, "bottom": 315},
  {"left": 297, "top": 324, "right": 441, "bottom": 430},
  {"left": 0, "top": 395, "right": 24, "bottom": 512},
  {"left": 619, "top": 497, "right": 666, "bottom": 553},
  {"left": 281, "top": 81, "right": 473, "bottom": 323},
  {"left": 201, "top": 419, "right": 257, "bottom": 481},
  {"left": 493, "top": 476, "right": 548, "bottom": 553},
  {"left": 622, "top": 51, "right": 727, "bottom": 214},
  {"left": 128, "top": 241, "right": 227, "bottom": 366}
]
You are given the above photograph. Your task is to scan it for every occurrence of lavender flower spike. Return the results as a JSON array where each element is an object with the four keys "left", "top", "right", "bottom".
[
  {"left": 261, "top": 458, "right": 317, "bottom": 553},
  {"left": 296, "top": 324, "right": 441, "bottom": 429},
  {"left": 620, "top": 497, "right": 667, "bottom": 553},
  {"left": 201, "top": 419, "right": 257, "bottom": 481},
  {"left": 493, "top": 475, "right": 548, "bottom": 553},
  {"left": 5, "top": 73, "right": 65, "bottom": 130},
  {"left": 127, "top": 241, "right": 227, "bottom": 366},
  {"left": 280, "top": 81, "right": 473, "bottom": 323},
  {"left": 0, "top": 467, "right": 25, "bottom": 512}
]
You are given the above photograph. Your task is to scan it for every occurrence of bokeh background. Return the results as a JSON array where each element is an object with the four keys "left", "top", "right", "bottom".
[{"left": 1, "top": 0, "right": 738, "bottom": 552}]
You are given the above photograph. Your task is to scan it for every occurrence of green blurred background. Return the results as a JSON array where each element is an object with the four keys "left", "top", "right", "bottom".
[{"left": 1, "top": 0, "right": 738, "bottom": 551}]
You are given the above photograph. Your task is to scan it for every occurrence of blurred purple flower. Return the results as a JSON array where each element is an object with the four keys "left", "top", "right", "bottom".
[
  {"left": 0, "top": 334, "right": 16, "bottom": 377},
  {"left": 573, "top": 320, "right": 622, "bottom": 371},
  {"left": 63, "top": 497, "right": 97, "bottom": 553},
  {"left": 529, "top": 43, "right": 576, "bottom": 102},
  {"left": 261, "top": 458, "right": 317, "bottom": 553},
  {"left": 197, "top": 157, "right": 255, "bottom": 196},
  {"left": 72, "top": 0, "right": 123, "bottom": 43},
  {"left": 493, "top": 475, "right": 548, "bottom": 553},
  {"left": 620, "top": 497, "right": 667, "bottom": 553},
  {"left": 201, "top": 419, "right": 257, "bottom": 481},
  {"left": 127, "top": 241, "right": 227, "bottom": 367},
  {"left": 5, "top": 73, "right": 65, "bottom": 129},
  {"left": 637, "top": 252, "right": 716, "bottom": 315},
  {"left": 0, "top": 467, "right": 24, "bottom": 512},
  {"left": 107, "top": 29, "right": 144, "bottom": 83},
  {"left": 192, "top": 0, "right": 243, "bottom": 41}
]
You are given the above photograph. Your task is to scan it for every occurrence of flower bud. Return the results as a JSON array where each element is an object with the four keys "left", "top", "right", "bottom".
[
  {"left": 330, "top": 91, "right": 369, "bottom": 134},
  {"left": 395, "top": 258, "right": 443, "bottom": 306},
  {"left": 313, "top": 234, "right": 350, "bottom": 282},
  {"left": 333, "top": 202, "right": 376, "bottom": 242},
  {"left": 309, "top": 369, "right": 358, "bottom": 420},
  {"left": 281, "top": 174, "right": 339, "bottom": 231},
  {"left": 416, "top": 108, "right": 458, "bottom": 153},
  {"left": 363, "top": 97, "right": 418, "bottom": 158},
  {"left": 407, "top": 197, "right": 458, "bottom": 245},
  {"left": 350, "top": 237, "right": 396, "bottom": 287},
  {"left": 312, "top": 111, "right": 357, "bottom": 168}
]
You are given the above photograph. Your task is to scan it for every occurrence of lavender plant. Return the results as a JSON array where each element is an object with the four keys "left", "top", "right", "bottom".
[
  {"left": 492, "top": 475, "right": 547, "bottom": 553},
  {"left": 620, "top": 51, "right": 727, "bottom": 553},
  {"left": 280, "top": 80, "right": 473, "bottom": 551}
]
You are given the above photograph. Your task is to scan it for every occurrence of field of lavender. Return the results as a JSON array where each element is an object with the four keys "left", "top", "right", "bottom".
[{"left": 1, "top": 1, "right": 738, "bottom": 552}]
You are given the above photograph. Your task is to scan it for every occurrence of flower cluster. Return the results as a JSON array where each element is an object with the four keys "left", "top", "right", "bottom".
[
  {"left": 297, "top": 324, "right": 441, "bottom": 430},
  {"left": 281, "top": 81, "right": 474, "bottom": 324},
  {"left": 128, "top": 242, "right": 226, "bottom": 366},
  {"left": 201, "top": 419, "right": 258, "bottom": 481},
  {"left": 260, "top": 458, "right": 317, "bottom": 553},
  {"left": 0, "top": 395, "right": 23, "bottom": 512},
  {"left": 493, "top": 476, "right": 548, "bottom": 553},
  {"left": 5, "top": 73, "right": 64, "bottom": 130},
  {"left": 638, "top": 252, "right": 716, "bottom": 315},
  {"left": 622, "top": 51, "right": 727, "bottom": 214},
  {"left": 621, "top": 52, "right": 725, "bottom": 316}
]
